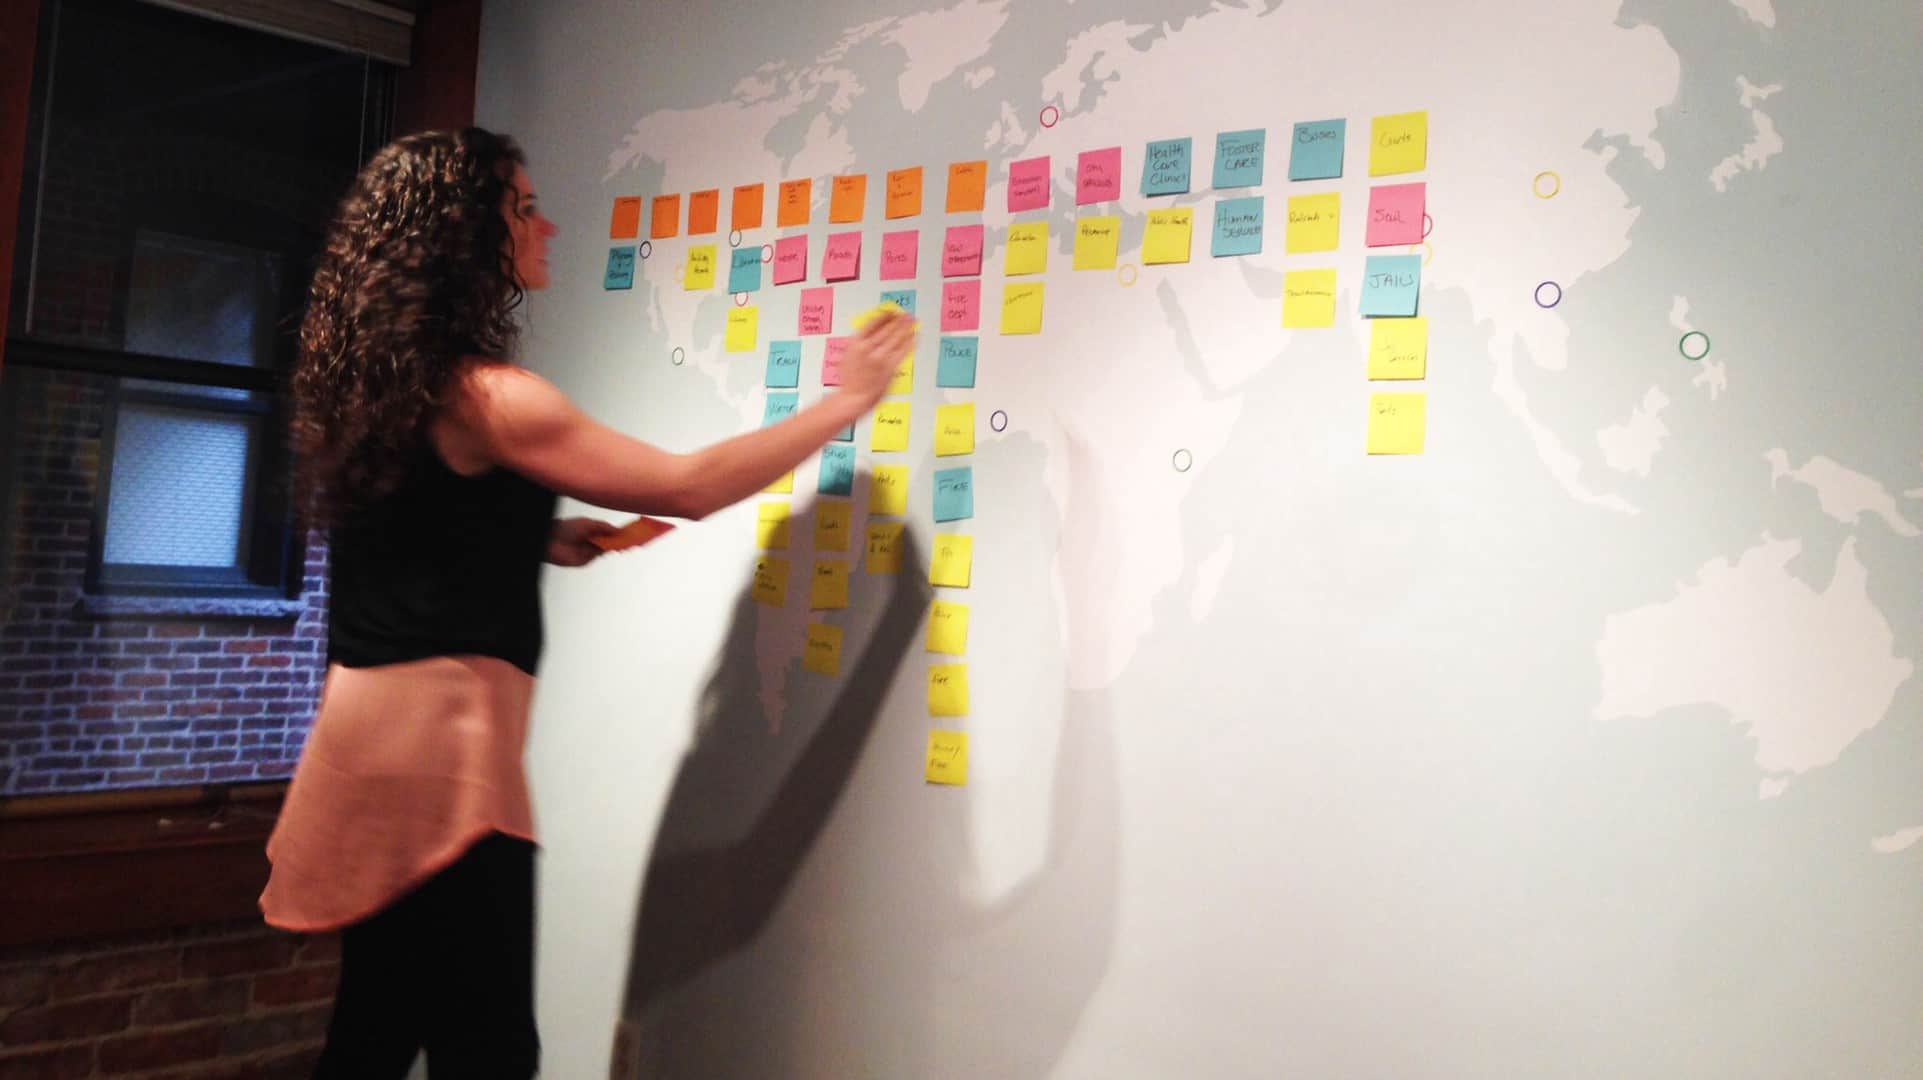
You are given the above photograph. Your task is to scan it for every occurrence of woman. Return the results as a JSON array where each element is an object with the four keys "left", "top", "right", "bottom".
[{"left": 264, "top": 128, "right": 913, "bottom": 1077}]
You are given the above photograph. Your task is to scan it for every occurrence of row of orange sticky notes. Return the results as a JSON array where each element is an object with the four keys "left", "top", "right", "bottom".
[{"left": 611, "top": 161, "right": 992, "bottom": 240}]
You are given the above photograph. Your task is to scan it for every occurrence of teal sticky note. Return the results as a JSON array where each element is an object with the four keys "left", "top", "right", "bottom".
[
  {"left": 1289, "top": 119, "right": 1346, "bottom": 180},
  {"left": 933, "top": 467, "right": 973, "bottom": 523},
  {"left": 831, "top": 422, "right": 854, "bottom": 443},
  {"left": 879, "top": 288, "right": 917, "bottom": 316},
  {"left": 765, "top": 340, "right": 801, "bottom": 388},
  {"left": 1210, "top": 196, "right": 1264, "bottom": 257},
  {"left": 818, "top": 443, "right": 855, "bottom": 496},
  {"left": 936, "top": 337, "right": 978, "bottom": 388},
  {"left": 1360, "top": 254, "right": 1421, "bottom": 317},
  {"left": 1211, "top": 129, "right": 1266, "bottom": 188},
  {"left": 728, "top": 247, "right": 762, "bottom": 293},
  {"left": 604, "top": 247, "right": 636, "bottom": 290},
  {"left": 1141, "top": 137, "right": 1192, "bottom": 196},
  {"left": 762, "top": 391, "right": 799, "bottom": 427}
]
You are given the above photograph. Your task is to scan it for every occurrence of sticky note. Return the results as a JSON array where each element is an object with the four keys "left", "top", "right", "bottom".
[
  {"left": 1366, "top": 392, "right": 1426, "bottom": 454},
  {"left": 770, "top": 235, "right": 807, "bottom": 286},
  {"left": 798, "top": 288, "right": 834, "bottom": 335},
  {"left": 588, "top": 516, "right": 674, "bottom": 552},
  {"left": 688, "top": 190, "right": 719, "bottom": 234},
  {"left": 756, "top": 501, "right": 790, "bottom": 549},
  {"left": 928, "top": 664, "right": 969, "bottom": 716},
  {"left": 603, "top": 247, "right": 635, "bottom": 290},
  {"left": 854, "top": 301, "right": 907, "bottom": 330},
  {"left": 728, "top": 246, "right": 762, "bottom": 293},
  {"left": 724, "top": 306, "right": 758, "bottom": 352},
  {"left": 823, "top": 231, "right": 862, "bottom": 282},
  {"left": 942, "top": 225, "right": 984, "bottom": 277},
  {"left": 765, "top": 471, "right": 793, "bottom": 494},
  {"left": 1365, "top": 182, "right": 1425, "bottom": 247},
  {"left": 937, "top": 337, "right": 978, "bottom": 388},
  {"left": 933, "top": 466, "right": 973, "bottom": 522},
  {"left": 942, "top": 280, "right": 982, "bottom": 332},
  {"left": 815, "top": 501, "right": 851, "bottom": 552},
  {"left": 879, "top": 288, "right": 917, "bottom": 315},
  {"left": 1142, "top": 137, "right": 1192, "bottom": 196},
  {"left": 925, "top": 600, "right": 969, "bottom": 655},
  {"left": 762, "top": 391, "right": 798, "bottom": 427},
  {"left": 999, "top": 282, "right": 1044, "bottom": 335},
  {"left": 1360, "top": 254, "right": 1421, "bottom": 317},
  {"left": 829, "top": 175, "right": 866, "bottom": 223},
  {"left": 765, "top": 340, "right": 801, "bottom": 387},
  {"left": 870, "top": 467, "right": 909, "bottom": 515},
  {"left": 1285, "top": 193, "right": 1341, "bottom": 254},
  {"left": 1073, "top": 216, "right": 1120, "bottom": 270},
  {"left": 1369, "top": 111, "right": 1428, "bottom": 177},
  {"left": 886, "top": 167, "right": 923, "bottom": 218},
  {"left": 777, "top": 178, "right": 811, "bottom": 227},
  {"left": 732, "top": 183, "right": 765, "bottom": 230},
  {"left": 1368, "top": 317, "right": 1427, "bottom": 380},
  {"left": 946, "top": 160, "right": 987, "bottom": 213},
  {"left": 865, "top": 521, "right": 904, "bottom": 573},
  {"left": 810, "top": 558, "right": 850, "bottom": 610},
  {"left": 803, "top": 623, "right": 843, "bottom": 675},
  {"left": 684, "top": 246, "right": 716, "bottom": 290},
  {"left": 1077, "top": 147, "right": 1122, "bottom": 205},
  {"left": 650, "top": 194, "right": 680, "bottom": 239},
  {"left": 1005, "top": 223, "right": 1048, "bottom": 276},
  {"left": 1212, "top": 128, "right": 1266, "bottom": 188},
  {"left": 935, "top": 405, "right": 974, "bottom": 457},
  {"left": 1289, "top": 119, "right": 1346, "bottom": 180},
  {"left": 821, "top": 336, "right": 850, "bottom": 385},
  {"left": 881, "top": 230, "right": 919, "bottom": 280},
  {"left": 930, "top": 533, "right": 972, "bottom": 587},
  {"left": 1211, "top": 196, "right": 1264, "bottom": 257},
  {"left": 1282, "top": 269, "right": 1337, "bottom": 328},
  {"left": 610, "top": 197, "right": 642, "bottom": 239},
  {"left": 832, "top": 422, "right": 854, "bottom": 442},
  {"left": 1007, "top": 155, "right": 1050, "bottom": 212},
  {"left": 888, "top": 356, "right": 914, "bottom": 397},
  {"left": 1143, "top": 209, "right": 1192, "bottom": 265},
  {"left": 751, "top": 556, "right": 788, "bottom": 606},
  {"left": 871, "top": 401, "right": 911, "bottom": 452},
  {"left": 925, "top": 729, "right": 967, "bottom": 785}
]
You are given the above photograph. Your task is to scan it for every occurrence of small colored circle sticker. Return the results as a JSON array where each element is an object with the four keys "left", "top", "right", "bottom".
[
  {"left": 1534, "top": 281, "right": 1562, "bottom": 308},
  {"left": 733, "top": 292, "right": 749, "bottom": 307},
  {"left": 1679, "top": 331, "right": 1711, "bottom": 361},
  {"left": 728, "top": 229, "right": 743, "bottom": 248},
  {"left": 760, "top": 244, "right": 774, "bottom": 264},
  {"left": 638, "top": 241, "right": 653, "bottom": 259},
  {"left": 670, "top": 346, "right": 686, "bottom": 366},
  {"left": 1533, "top": 171, "right": 1561, "bottom": 199},
  {"left": 1172, "top": 449, "right": 1193, "bottom": 473},
  {"left": 1407, "top": 241, "right": 1434, "bottom": 266},
  {"left": 990, "top": 410, "right": 1008, "bottom": 433},
  {"left": 1117, "top": 264, "right": 1139, "bottom": 287},
  {"left": 1422, "top": 213, "right": 1434, "bottom": 239},
  {"left": 1039, "top": 105, "right": 1060, "bottom": 128}
]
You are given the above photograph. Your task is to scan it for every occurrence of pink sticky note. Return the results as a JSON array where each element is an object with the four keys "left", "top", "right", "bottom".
[
  {"left": 822, "top": 336, "right": 851, "bottom": 385},
  {"left": 1076, "top": 147, "right": 1121, "bottom": 205},
  {"left": 822, "top": 231, "right": 862, "bottom": 282},
  {"left": 1365, "top": 182, "right": 1425, "bottom": 247},
  {"left": 1007, "top": 155, "right": 1050, "bottom": 212},
  {"left": 940, "top": 279, "right": 981, "bottom": 332},
  {"left": 880, "top": 230, "right": 919, "bottom": 281},
  {"left": 772, "top": 235, "right": 809, "bottom": 285},
  {"left": 942, "top": 225, "right": 984, "bottom": 277},
  {"left": 798, "top": 287, "right": 834, "bottom": 335}
]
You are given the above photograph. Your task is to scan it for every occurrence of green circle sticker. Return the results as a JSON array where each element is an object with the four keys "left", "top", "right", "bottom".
[{"left": 1679, "top": 331, "right": 1710, "bottom": 361}]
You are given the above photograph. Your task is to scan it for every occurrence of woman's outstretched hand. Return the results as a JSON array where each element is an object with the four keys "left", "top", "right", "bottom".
[{"left": 834, "top": 310, "right": 917, "bottom": 412}]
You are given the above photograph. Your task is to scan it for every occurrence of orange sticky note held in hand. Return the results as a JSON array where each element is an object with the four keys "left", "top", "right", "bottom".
[{"left": 589, "top": 516, "right": 676, "bottom": 552}]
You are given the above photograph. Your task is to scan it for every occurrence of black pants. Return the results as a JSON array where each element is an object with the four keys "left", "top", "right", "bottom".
[{"left": 314, "top": 833, "right": 540, "bottom": 1078}]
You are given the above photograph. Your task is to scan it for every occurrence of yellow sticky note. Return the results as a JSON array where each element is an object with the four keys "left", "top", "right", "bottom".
[
  {"left": 803, "top": 623, "right": 843, "bottom": 675},
  {"left": 1366, "top": 392, "right": 1426, "bottom": 455},
  {"left": 925, "top": 729, "right": 968, "bottom": 785},
  {"left": 724, "top": 306, "right": 758, "bottom": 352},
  {"left": 1370, "top": 110, "right": 1428, "bottom": 177},
  {"left": 930, "top": 533, "right": 972, "bottom": 588},
  {"left": 871, "top": 402, "right": 911, "bottom": 452},
  {"left": 1143, "top": 209, "right": 1192, "bottom": 265},
  {"left": 853, "top": 300, "right": 909, "bottom": 329},
  {"left": 764, "top": 470, "right": 794, "bottom": 494},
  {"left": 865, "top": 521, "right": 904, "bottom": 574},
  {"left": 870, "top": 466, "right": 909, "bottom": 515},
  {"left": 755, "top": 501, "right": 790, "bottom": 549},
  {"left": 751, "top": 557, "right": 789, "bottom": 607},
  {"left": 1005, "top": 222, "right": 1048, "bottom": 276},
  {"left": 888, "top": 357, "right": 914, "bottom": 396},
  {"left": 928, "top": 664, "right": 969, "bottom": 717},
  {"left": 1000, "top": 283, "right": 1044, "bottom": 335},
  {"left": 1283, "top": 269, "right": 1338, "bottom": 329},
  {"left": 1073, "top": 215, "right": 1120, "bottom": 270},
  {"left": 935, "top": 404, "right": 974, "bottom": 457},
  {"left": 1285, "top": 194, "right": 1340, "bottom": 254},
  {"left": 1368, "top": 317, "right": 1427, "bottom": 380},
  {"left": 925, "top": 600, "right": 969, "bottom": 655},
  {"left": 814, "top": 501, "right": 851, "bottom": 552},
  {"left": 685, "top": 245, "right": 716, "bottom": 290},
  {"left": 810, "top": 558, "right": 850, "bottom": 610}
]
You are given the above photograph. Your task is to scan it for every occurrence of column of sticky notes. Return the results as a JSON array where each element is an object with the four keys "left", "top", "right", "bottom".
[{"left": 1360, "top": 111, "right": 1428, "bottom": 454}]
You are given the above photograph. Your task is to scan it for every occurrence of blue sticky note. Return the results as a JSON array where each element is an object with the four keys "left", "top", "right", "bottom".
[
  {"left": 933, "top": 467, "right": 973, "bottom": 523},
  {"left": 1289, "top": 119, "right": 1346, "bottom": 180},
  {"left": 936, "top": 336, "right": 978, "bottom": 388},
  {"left": 1360, "top": 254, "right": 1421, "bottom": 317},
  {"left": 765, "top": 340, "right": 801, "bottom": 388},
  {"left": 879, "top": 288, "right": 917, "bottom": 316},
  {"left": 1212, "top": 129, "right": 1266, "bottom": 189},
  {"left": 604, "top": 247, "right": 636, "bottom": 290},
  {"left": 1141, "top": 137, "right": 1192, "bottom": 196},
  {"left": 762, "top": 391, "right": 799, "bottom": 427},
  {"left": 818, "top": 443, "right": 855, "bottom": 496},
  {"left": 728, "top": 247, "right": 762, "bottom": 293},
  {"left": 1210, "top": 196, "right": 1264, "bottom": 257},
  {"left": 831, "top": 422, "right": 854, "bottom": 443}
]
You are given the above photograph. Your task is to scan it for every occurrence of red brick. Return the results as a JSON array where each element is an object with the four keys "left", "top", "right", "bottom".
[
  {"left": 222, "top": 639, "right": 269, "bottom": 655},
  {"left": 182, "top": 936, "right": 299, "bottom": 979},
  {"left": 132, "top": 976, "right": 250, "bottom": 1025},
  {"left": 46, "top": 945, "right": 179, "bottom": 998},
  {"left": 219, "top": 1002, "right": 331, "bottom": 1055},
  {"left": 0, "top": 1044, "right": 95, "bottom": 1080},
  {"left": 96, "top": 1021, "right": 222, "bottom": 1073},
  {"left": 0, "top": 992, "right": 133, "bottom": 1042},
  {"left": 251, "top": 965, "right": 336, "bottom": 1007},
  {"left": 292, "top": 935, "right": 340, "bottom": 967}
]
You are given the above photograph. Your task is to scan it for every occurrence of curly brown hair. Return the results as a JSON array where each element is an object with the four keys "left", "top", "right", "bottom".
[{"left": 292, "top": 127, "right": 526, "bottom": 526}]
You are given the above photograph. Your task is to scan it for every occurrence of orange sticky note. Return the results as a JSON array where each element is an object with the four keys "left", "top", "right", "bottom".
[
  {"left": 732, "top": 184, "right": 765, "bottom": 231},
  {"left": 650, "top": 195, "right": 680, "bottom": 239},
  {"left": 778, "top": 179, "right": 812, "bottom": 227},
  {"left": 829, "top": 175, "right": 867, "bottom": 223},
  {"left": 588, "top": 516, "right": 675, "bottom": 552},
  {"left": 610, "top": 197, "right": 642, "bottom": 239},
  {"left": 886, "top": 167, "right": 923, "bottom": 219},
  {"left": 688, "top": 189, "right": 719, "bottom": 234},
  {"left": 946, "top": 160, "right": 987, "bottom": 213}
]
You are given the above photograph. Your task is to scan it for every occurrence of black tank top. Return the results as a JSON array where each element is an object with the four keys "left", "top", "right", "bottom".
[{"left": 327, "top": 441, "right": 558, "bottom": 676}]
